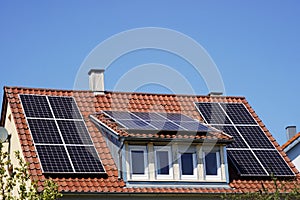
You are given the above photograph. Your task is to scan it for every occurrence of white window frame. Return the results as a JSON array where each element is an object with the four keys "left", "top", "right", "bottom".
[
  {"left": 129, "top": 146, "right": 148, "bottom": 180},
  {"left": 179, "top": 152, "right": 197, "bottom": 180},
  {"left": 203, "top": 151, "right": 221, "bottom": 180},
  {"left": 154, "top": 146, "right": 173, "bottom": 180}
]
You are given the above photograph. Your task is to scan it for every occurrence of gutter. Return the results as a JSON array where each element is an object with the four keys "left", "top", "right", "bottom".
[
  {"left": 62, "top": 191, "right": 228, "bottom": 198},
  {"left": 123, "top": 137, "right": 234, "bottom": 144},
  {"left": 283, "top": 138, "right": 300, "bottom": 153}
]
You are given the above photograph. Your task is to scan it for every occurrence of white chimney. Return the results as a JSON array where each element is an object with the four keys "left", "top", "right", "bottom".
[
  {"left": 88, "top": 69, "right": 105, "bottom": 95},
  {"left": 286, "top": 126, "right": 297, "bottom": 140}
]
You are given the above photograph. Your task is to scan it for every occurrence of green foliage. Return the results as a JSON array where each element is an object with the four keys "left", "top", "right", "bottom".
[
  {"left": 0, "top": 142, "right": 63, "bottom": 199},
  {"left": 222, "top": 175, "right": 300, "bottom": 200}
]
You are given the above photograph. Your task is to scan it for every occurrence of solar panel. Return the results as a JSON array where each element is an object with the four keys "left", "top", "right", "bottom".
[
  {"left": 228, "top": 150, "right": 267, "bottom": 176},
  {"left": 103, "top": 110, "right": 211, "bottom": 132},
  {"left": 104, "top": 110, "right": 138, "bottom": 120},
  {"left": 57, "top": 120, "right": 93, "bottom": 145},
  {"left": 212, "top": 125, "right": 247, "bottom": 148},
  {"left": 27, "top": 119, "right": 63, "bottom": 144},
  {"left": 20, "top": 95, "right": 53, "bottom": 118},
  {"left": 220, "top": 103, "right": 256, "bottom": 125},
  {"left": 159, "top": 112, "right": 196, "bottom": 122},
  {"left": 48, "top": 96, "right": 82, "bottom": 119},
  {"left": 195, "top": 102, "right": 231, "bottom": 124},
  {"left": 67, "top": 146, "right": 105, "bottom": 173},
  {"left": 175, "top": 121, "right": 210, "bottom": 132},
  {"left": 36, "top": 145, "right": 73, "bottom": 173},
  {"left": 150, "top": 120, "right": 184, "bottom": 131},
  {"left": 20, "top": 94, "right": 105, "bottom": 174},
  {"left": 117, "top": 119, "right": 156, "bottom": 130},
  {"left": 254, "top": 150, "right": 294, "bottom": 176},
  {"left": 236, "top": 126, "right": 274, "bottom": 149},
  {"left": 196, "top": 102, "right": 295, "bottom": 177},
  {"left": 132, "top": 112, "right": 166, "bottom": 122}
]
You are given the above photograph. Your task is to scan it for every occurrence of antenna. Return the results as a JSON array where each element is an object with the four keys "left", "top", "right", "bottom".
[{"left": 0, "top": 127, "right": 9, "bottom": 142}]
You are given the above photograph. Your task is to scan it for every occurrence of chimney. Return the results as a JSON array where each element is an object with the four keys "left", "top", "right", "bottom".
[
  {"left": 88, "top": 69, "right": 105, "bottom": 95},
  {"left": 286, "top": 126, "right": 297, "bottom": 140}
]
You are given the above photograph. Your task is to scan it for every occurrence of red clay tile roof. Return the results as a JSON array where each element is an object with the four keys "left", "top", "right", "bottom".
[
  {"left": 282, "top": 132, "right": 300, "bottom": 150},
  {"left": 1, "top": 86, "right": 300, "bottom": 195}
]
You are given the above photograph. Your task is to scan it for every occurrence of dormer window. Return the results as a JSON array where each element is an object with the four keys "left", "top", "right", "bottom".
[
  {"left": 154, "top": 146, "right": 173, "bottom": 179},
  {"left": 129, "top": 146, "right": 148, "bottom": 180},
  {"left": 204, "top": 151, "right": 221, "bottom": 180},
  {"left": 179, "top": 152, "right": 197, "bottom": 180},
  {"left": 126, "top": 144, "right": 227, "bottom": 182}
]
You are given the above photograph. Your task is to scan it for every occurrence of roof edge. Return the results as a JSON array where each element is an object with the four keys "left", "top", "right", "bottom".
[
  {"left": 3, "top": 86, "right": 246, "bottom": 99},
  {"left": 282, "top": 132, "right": 300, "bottom": 150},
  {"left": 0, "top": 87, "right": 8, "bottom": 126}
]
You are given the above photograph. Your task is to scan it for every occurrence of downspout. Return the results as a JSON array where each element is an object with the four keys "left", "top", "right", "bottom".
[{"left": 118, "top": 137, "right": 125, "bottom": 180}]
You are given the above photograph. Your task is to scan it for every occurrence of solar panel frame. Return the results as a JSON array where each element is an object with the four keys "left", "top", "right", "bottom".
[
  {"left": 19, "top": 94, "right": 53, "bottom": 118},
  {"left": 56, "top": 120, "right": 93, "bottom": 145},
  {"left": 67, "top": 146, "right": 105, "bottom": 173},
  {"left": 103, "top": 110, "right": 211, "bottom": 132},
  {"left": 220, "top": 103, "right": 257, "bottom": 125},
  {"left": 20, "top": 94, "right": 106, "bottom": 174},
  {"left": 196, "top": 102, "right": 295, "bottom": 177},
  {"left": 36, "top": 145, "right": 74, "bottom": 173},
  {"left": 227, "top": 150, "right": 268, "bottom": 176},
  {"left": 254, "top": 150, "right": 295, "bottom": 176},
  {"left": 236, "top": 126, "right": 274, "bottom": 149},
  {"left": 27, "top": 119, "right": 63, "bottom": 144},
  {"left": 195, "top": 102, "right": 231, "bottom": 124},
  {"left": 48, "top": 96, "right": 82, "bottom": 119}
]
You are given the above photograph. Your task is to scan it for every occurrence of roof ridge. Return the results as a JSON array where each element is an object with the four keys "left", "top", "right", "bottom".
[
  {"left": 3, "top": 86, "right": 246, "bottom": 99},
  {"left": 103, "top": 90, "right": 246, "bottom": 99}
]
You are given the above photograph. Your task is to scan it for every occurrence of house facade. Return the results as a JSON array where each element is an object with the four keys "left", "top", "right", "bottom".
[{"left": 0, "top": 70, "right": 299, "bottom": 199}]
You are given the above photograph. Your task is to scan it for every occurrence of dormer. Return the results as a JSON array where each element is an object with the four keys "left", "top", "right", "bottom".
[{"left": 90, "top": 110, "right": 233, "bottom": 185}]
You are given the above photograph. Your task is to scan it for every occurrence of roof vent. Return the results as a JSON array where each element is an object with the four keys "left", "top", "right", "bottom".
[
  {"left": 208, "top": 92, "right": 223, "bottom": 96},
  {"left": 88, "top": 69, "right": 105, "bottom": 95},
  {"left": 286, "top": 126, "right": 297, "bottom": 140}
]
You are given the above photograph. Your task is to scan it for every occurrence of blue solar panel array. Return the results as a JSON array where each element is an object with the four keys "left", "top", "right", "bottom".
[
  {"left": 103, "top": 111, "right": 212, "bottom": 132},
  {"left": 196, "top": 102, "right": 294, "bottom": 177},
  {"left": 20, "top": 94, "right": 105, "bottom": 174}
]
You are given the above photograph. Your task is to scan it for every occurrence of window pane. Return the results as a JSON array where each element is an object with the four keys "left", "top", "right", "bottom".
[
  {"left": 156, "top": 151, "right": 169, "bottom": 175},
  {"left": 205, "top": 153, "right": 218, "bottom": 175},
  {"left": 181, "top": 153, "right": 194, "bottom": 175},
  {"left": 131, "top": 150, "right": 145, "bottom": 174}
]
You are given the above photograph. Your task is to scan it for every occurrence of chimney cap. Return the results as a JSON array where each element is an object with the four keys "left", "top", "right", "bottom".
[
  {"left": 208, "top": 92, "right": 223, "bottom": 96},
  {"left": 88, "top": 69, "right": 105, "bottom": 75},
  {"left": 286, "top": 125, "right": 297, "bottom": 130}
]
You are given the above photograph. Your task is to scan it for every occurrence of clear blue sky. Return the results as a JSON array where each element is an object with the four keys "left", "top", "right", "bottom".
[{"left": 0, "top": 1, "right": 299, "bottom": 145}]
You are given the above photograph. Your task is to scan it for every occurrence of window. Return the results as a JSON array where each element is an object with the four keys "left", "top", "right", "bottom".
[
  {"left": 126, "top": 144, "right": 225, "bottom": 182},
  {"left": 204, "top": 151, "right": 221, "bottom": 180},
  {"left": 129, "top": 146, "right": 148, "bottom": 180},
  {"left": 154, "top": 146, "right": 173, "bottom": 179},
  {"left": 179, "top": 152, "right": 197, "bottom": 179}
]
